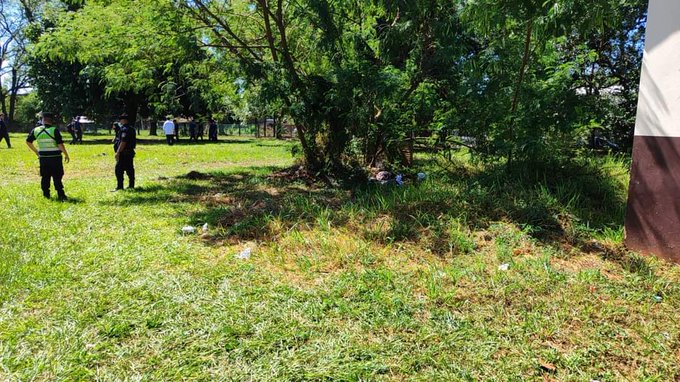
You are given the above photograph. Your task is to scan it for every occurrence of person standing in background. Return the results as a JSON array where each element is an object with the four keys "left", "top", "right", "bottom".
[
  {"left": 209, "top": 118, "right": 218, "bottom": 141},
  {"left": 67, "top": 118, "right": 77, "bottom": 144},
  {"left": 0, "top": 113, "right": 11, "bottom": 148},
  {"left": 197, "top": 119, "right": 205, "bottom": 141},
  {"left": 162, "top": 116, "right": 175, "bottom": 145},
  {"left": 189, "top": 117, "right": 197, "bottom": 143},
  {"left": 74, "top": 116, "right": 83, "bottom": 144}
]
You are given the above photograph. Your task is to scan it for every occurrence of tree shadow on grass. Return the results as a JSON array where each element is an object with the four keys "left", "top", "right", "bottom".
[
  {"left": 463, "top": 159, "right": 628, "bottom": 242},
  {"left": 101, "top": 158, "right": 628, "bottom": 256},
  {"left": 48, "top": 197, "right": 85, "bottom": 205}
]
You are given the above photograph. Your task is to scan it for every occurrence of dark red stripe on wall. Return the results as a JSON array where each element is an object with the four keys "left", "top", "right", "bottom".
[{"left": 625, "top": 135, "right": 680, "bottom": 263}]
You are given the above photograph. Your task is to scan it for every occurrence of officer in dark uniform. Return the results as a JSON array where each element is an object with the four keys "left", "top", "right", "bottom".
[
  {"left": 209, "top": 118, "right": 218, "bottom": 141},
  {"left": 112, "top": 113, "right": 136, "bottom": 191},
  {"left": 74, "top": 116, "right": 83, "bottom": 144},
  {"left": 25, "top": 112, "right": 70, "bottom": 200},
  {"left": 66, "top": 118, "right": 77, "bottom": 144},
  {"left": 0, "top": 113, "right": 10, "bottom": 148},
  {"left": 189, "top": 117, "right": 197, "bottom": 142}
]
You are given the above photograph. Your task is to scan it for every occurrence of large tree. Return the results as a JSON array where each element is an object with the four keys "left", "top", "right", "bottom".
[
  {"left": 0, "top": 0, "right": 32, "bottom": 124},
  {"left": 27, "top": 0, "right": 230, "bottom": 126},
  {"left": 23, "top": 0, "right": 647, "bottom": 171},
  {"left": 177, "top": 0, "right": 474, "bottom": 173}
]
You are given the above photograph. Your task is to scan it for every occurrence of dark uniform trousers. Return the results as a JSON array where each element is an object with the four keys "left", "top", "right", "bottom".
[
  {"left": 0, "top": 129, "right": 10, "bottom": 148},
  {"left": 40, "top": 156, "right": 65, "bottom": 197},
  {"left": 116, "top": 151, "right": 135, "bottom": 189}
]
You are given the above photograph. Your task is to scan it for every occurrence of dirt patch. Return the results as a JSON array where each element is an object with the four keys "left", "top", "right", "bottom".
[
  {"left": 198, "top": 193, "right": 235, "bottom": 205},
  {"left": 579, "top": 240, "right": 627, "bottom": 259},
  {"left": 551, "top": 254, "right": 623, "bottom": 281},
  {"left": 270, "top": 166, "right": 317, "bottom": 185},
  {"left": 552, "top": 254, "right": 606, "bottom": 273}
]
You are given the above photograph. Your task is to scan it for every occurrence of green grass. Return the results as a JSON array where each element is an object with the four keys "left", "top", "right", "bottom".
[{"left": 1, "top": 132, "right": 679, "bottom": 381}]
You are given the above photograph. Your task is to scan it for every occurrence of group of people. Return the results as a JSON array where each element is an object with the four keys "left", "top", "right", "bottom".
[
  {"left": 20, "top": 112, "right": 226, "bottom": 200},
  {"left": 162, "top": 116, "right": 219, "bottom": 145},
  {"left": 66, "top": 116, "right": 83, "bottom": 144},
  {"left": 25, "top": 112, "right": 136, "bottom": 201}
]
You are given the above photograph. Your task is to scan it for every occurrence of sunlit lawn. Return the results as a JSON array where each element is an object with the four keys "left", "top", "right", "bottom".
[{"left": 1, "top": 132, "right": 679, "bottom": 381}]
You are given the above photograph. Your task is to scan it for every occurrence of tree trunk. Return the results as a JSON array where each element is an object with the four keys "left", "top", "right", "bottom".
[
  {"left": 149, "top": 119, "right": 158, "bottom": 136},
  {"left": 125, "top": 96, "right": 139, "bottom": 126},
  {"left": 296, "top": 124, "right": 321, "bottom": 171},
  {"left": 0, "top": 73, "right": 6, "bottom": 116},
  {"left": 507, "top": 19, "right": 534, "bottom": 166},
  {"left": 8, "top": 68, "right": 18, "bottom": 123}
]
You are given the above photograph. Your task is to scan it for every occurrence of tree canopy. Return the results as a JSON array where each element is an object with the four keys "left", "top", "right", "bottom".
[{"left": 15, "top": 0, "right": 647, "bottom": 173}]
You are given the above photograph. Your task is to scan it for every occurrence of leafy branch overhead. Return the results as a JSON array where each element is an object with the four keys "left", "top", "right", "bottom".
[{"left": 13, "top": 0, "right": 646, "bottom": 171}]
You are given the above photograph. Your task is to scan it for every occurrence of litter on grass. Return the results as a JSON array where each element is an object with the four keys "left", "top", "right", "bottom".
[
  {"left": 202, "top": 223, "right": 209, "bottom": 233},
  {"left": 236, "top": 247, "right": 252, "bottom": 260},
  {"left": 376, "top": 171, "right": 391, "bottom": 182},
  {"left": 182, "top": 226, "right": 196, "bottom": 234},
  {"left": 498, "top": 263, "right": 510, "bottom": 271}
]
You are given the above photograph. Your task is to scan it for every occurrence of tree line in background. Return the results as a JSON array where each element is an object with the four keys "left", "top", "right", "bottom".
[{"left": 1, "top": 0, "right": 646, "bottom": 174}]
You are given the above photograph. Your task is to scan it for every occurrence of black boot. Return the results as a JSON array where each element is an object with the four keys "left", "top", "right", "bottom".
[
  {"left": 43, "top": 191, "right": 51, "bottom": 199},
  {"left": 57, "top": 191, "right": 68, "bottom": 201}
]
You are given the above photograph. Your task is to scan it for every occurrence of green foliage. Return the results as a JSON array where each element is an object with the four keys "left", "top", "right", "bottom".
[
  {"left": 13, "top": 91, "right": 41, "bottom": 126},
  {"left": 22, "top": 0, "right": 646, "bottom": 169},
  {"left": 25, "top": 0, "right": 237, "bottom": 122},
  {"left": 455, "top": 0, "right": 646, "bottom": 163}
]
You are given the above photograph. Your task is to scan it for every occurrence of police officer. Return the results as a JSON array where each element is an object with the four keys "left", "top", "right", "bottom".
[
  {"left": 0, "top": 113, "right": 10, "bottom": 148},
  {"left": 209, "top": 118, "right": 218, "bottom": 141},
  {"left": 74, "top": 116, "right": 83, "bottom": 144},
  {"left": 188, "top": 117, "right": 197, "bottom": 142},
  {"left": 112, "top": 113, "right": 136, "bottom": 191},
  {"left": 25, "top": 112, "right": 70, "bottom": 200}
]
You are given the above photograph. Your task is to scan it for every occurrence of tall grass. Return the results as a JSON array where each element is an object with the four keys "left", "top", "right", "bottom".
[{"left": 1, "top": 134, "right": 679, "bottom": 381}]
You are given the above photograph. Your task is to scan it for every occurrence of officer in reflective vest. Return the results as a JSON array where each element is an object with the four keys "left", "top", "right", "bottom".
[{"left": 26, "top": 112, "right": 71, "bottom": 200}]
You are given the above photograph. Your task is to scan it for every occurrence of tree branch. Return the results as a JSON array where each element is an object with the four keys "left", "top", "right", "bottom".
[{"left": 191, "top": 0, "right": 263, "bottom": 62}]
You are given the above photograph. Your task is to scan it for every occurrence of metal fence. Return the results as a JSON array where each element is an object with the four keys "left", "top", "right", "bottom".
[
  {"left": 219, "top": 124, "right": 258, "bottom": 136},
  {"left": 152, "top": 122, "right": 259, "bottom": 137}
]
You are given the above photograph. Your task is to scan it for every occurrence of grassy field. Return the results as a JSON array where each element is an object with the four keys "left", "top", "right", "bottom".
[{"left": 0, "top": 132, "right": 679, "bottom": 381}]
